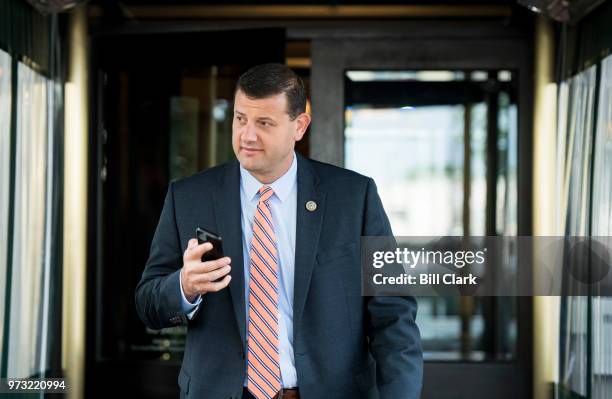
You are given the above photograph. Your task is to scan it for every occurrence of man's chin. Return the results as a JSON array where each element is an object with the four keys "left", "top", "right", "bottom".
[{"left": 238, "top": 157, "right": 261, "bottom": 172}]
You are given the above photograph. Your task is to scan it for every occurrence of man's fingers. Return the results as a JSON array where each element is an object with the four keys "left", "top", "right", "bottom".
[
  {"left": 184, "top": 241, "right": 212, "bottom": 260},
  {"left": 202, "top": 275, "right": 232, "bottom": 292},
  {"left": 193, "top": 256, "right": 232, "bottom": 273},
  {"left": 193, "top": 265, "right": 231, "bottom": 284}
]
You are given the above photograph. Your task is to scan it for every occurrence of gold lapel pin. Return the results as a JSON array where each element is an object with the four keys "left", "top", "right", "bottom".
[{"left": 305, "top": 200, "right": 317, "bottom": 212}]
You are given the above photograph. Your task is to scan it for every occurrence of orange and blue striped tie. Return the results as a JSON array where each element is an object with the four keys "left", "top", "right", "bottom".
[{"left": 247, "top": 186, "right": 281, "bottom": 399}]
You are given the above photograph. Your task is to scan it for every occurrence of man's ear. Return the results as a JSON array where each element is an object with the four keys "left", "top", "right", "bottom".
[{"left": 293, "top": 112, "right": 312, "bottom": 141}]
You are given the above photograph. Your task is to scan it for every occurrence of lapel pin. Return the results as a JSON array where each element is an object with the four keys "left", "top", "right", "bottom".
[{"left": 305, "top": 200, "right": 317, "bottom": 212}]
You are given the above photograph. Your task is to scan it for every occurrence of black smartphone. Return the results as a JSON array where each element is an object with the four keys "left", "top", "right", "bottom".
[
  {"left": 196, "top": 227, "right": 226, "bottom": 283},
  {"left": 196, "top": 227, "right": 224, "bottom": 262}
]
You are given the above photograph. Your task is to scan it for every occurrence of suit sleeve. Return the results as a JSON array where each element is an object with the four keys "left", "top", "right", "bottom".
[
  {"left": 135, "top": 181, "right": 189, "bottom": 330},
  {"left": 362, "top": 178, "right": 424, "bottom": 399}
]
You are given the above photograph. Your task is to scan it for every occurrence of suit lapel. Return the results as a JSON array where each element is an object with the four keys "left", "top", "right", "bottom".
[
  {"left": 293, "top": 154, "right": 325, "bottom": 331},
  {"left": 212, "top": 161, "right": 246, "bottom": 351}
]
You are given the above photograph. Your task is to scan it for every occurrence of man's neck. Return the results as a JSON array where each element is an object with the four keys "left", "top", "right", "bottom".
[{"left": 249, "top": 154, "right": 294, "bottom": 184}]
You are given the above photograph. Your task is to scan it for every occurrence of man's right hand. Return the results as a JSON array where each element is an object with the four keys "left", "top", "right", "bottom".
[{"left": 180, "top": 238, "right": 232, "bottom": 302}]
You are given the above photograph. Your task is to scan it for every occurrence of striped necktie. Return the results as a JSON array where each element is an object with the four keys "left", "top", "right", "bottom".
[{"left": 247, "top": 185, "right": 282, "bottom": 399}]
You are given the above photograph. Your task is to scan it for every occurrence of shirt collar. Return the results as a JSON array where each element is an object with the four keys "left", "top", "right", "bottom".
[{"left": 240, "top": 152, "right": 297, "bottom": 203}]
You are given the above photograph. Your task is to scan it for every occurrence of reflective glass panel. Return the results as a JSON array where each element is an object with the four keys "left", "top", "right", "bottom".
[
  {"left": 0, "top": 48, "right": 12, "bottom": 369},
  {"left": 7, "top": 62, "right": 49, "bottom": 377},
  {"left": 345, "top": 70, "right": 518, "bottom": 361}
]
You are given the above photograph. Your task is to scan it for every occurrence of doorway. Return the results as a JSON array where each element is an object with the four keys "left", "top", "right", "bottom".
[
  {"left": 87, "top": 28, "right": 286, "bottom": 398},
  {"left": 310, "top": 35, "right": 533, "bottom": 399}
]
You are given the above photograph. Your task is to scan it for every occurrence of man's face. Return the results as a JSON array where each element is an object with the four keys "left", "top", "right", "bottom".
[{"left": 232, "top": 89, "right": 310, "bottom": 182}]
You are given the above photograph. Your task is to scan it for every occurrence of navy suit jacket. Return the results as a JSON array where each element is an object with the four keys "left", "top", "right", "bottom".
[{"left": 135, "top": 153, "right": 423, "bottom": 399}]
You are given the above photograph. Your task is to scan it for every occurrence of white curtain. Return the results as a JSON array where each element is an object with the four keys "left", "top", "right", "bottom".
[
  {"left": 565, "top": 65, "right": 597, "bottom": 237},
  {"left": 592, "top": 53, "right": 612, "bottom": 399},
  {"left": 7, "top": 62, "right": 49, "bottom": 378},
  {"left": 0, "top": 48, "right": 12, "bottom": 369},
  {"left": 560, "top": 64, "right": 597, "bottom": 396}
]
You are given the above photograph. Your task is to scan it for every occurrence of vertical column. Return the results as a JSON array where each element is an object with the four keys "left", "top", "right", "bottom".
[
  {"left": 63, "top": 4, "right": 88, "bottom": 399},
  {"left": 532, "top": 14, "right": 560, "bottom": 399}
]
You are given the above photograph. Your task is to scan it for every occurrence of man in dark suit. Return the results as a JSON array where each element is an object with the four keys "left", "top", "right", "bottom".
[{"left": 135, "top": 63, "right": 422, "bottom": 399}]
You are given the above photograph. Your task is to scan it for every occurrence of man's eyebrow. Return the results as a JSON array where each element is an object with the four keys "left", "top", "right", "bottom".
[
  {"left": 257, "top": 116, "right": 277, "bottom": 123},
  {"left": 234, "top": 110, "right": 246, "bottom": 116}
]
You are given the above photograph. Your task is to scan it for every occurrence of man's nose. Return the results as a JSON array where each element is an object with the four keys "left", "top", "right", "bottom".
[{"left": 242, "top": 123, "right": 258, "bottom": 142}]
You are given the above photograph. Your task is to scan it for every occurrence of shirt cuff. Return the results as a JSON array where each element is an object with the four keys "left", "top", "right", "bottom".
[{"left": 180, "top": 269, "right": 202, "bottom": 318}]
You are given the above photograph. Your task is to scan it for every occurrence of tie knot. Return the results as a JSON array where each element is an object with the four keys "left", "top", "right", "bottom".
[{"left": 258, "top": 186, "right": 274, "bottom": 203}]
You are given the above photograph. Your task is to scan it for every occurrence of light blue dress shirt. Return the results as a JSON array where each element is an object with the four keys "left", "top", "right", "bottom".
[{"left": 180, "top": 152, "right": 298, "bottom": 388}]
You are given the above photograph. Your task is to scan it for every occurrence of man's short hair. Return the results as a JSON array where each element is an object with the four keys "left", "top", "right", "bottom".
[{"left": 235, "top": 63, "right": 306, "bottom": 120}]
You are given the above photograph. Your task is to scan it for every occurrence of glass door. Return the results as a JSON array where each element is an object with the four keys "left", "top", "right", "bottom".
[
  {"left": 344, "top": 69, "right": 518, "bottom": 362},
  {"left": 310, "top": 35, "right": 533, "bottom": 399}
]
